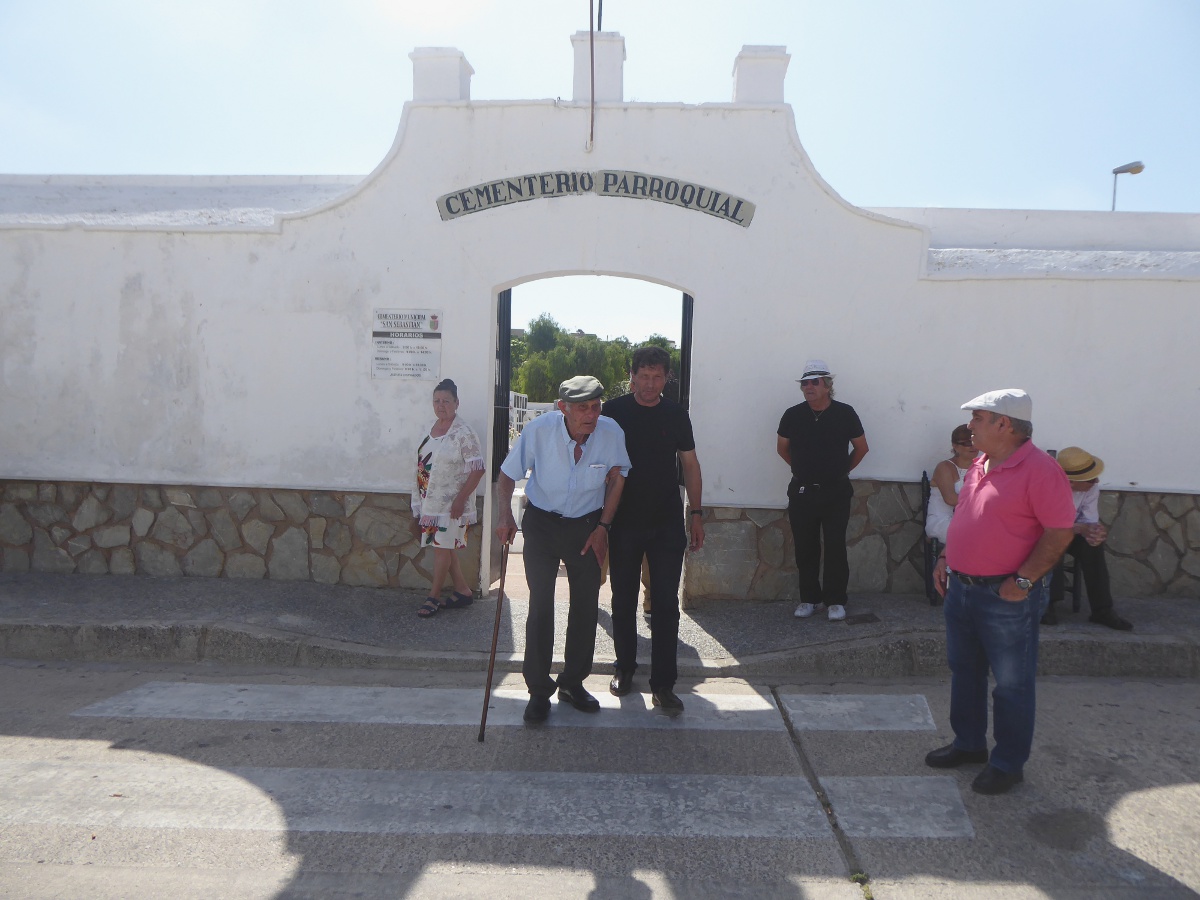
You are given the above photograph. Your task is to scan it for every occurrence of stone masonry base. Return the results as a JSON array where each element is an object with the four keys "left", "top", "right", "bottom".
[
  {"left": 2, "top": 479, "right": 1197, "bottom": 601},
  {"left": 0, "top": 480, "right": 480, "bottom": 591},
  {"left": 683, "top": 480, "right": 1200, "bottom": 604}
]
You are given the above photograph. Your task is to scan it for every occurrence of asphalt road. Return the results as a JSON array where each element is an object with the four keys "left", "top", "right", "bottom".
[{"left": 1, "top": 659, "right": 1197, "bottom": 899}]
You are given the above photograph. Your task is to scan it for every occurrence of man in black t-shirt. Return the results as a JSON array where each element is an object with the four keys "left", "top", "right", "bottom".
[
  {"left": 776, "top": 359, "right": 869, "bottom": 622},
  {"left": 602, "top": 346, "right": 705, "bottom": 716}
]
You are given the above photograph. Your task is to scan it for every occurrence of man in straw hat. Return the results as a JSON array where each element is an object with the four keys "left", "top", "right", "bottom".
[
  {"left": 929, "top": 388, "right": 1075, "bottom": 795},
  {"left": 776, "top": 358, "right": 869, "bottom": 621},
  {"left": 1044, "top": 446, "right": 1133, "bottom": 631},
  {"left": 496, "top": 375, "right": 631, "bottom": 725}
]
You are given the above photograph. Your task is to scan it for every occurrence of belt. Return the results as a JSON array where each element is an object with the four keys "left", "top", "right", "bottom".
[
  {"left": 790, "top": 477, "right": 848, "bottom": 494},
  {"left": 525, "top": 503, "right": 601, "bottom": 523},
  {"left": 950, "top": 570, "right": 1015, "bottom": 587}
]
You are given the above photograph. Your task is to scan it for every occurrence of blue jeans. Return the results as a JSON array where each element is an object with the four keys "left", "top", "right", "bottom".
[{"left": 944, "top": 573, "right": 1048, "bottom": 773}]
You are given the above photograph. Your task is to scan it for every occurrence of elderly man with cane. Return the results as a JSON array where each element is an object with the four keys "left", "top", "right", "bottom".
[
  {"left": 930, "top": 389, "right": 1075, "bottom": 795},
  {"left": 496, "top": 375, "right": 631, "bottom": 725}
]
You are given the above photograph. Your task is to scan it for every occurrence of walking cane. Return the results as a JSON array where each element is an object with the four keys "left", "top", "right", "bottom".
[{"left": 478, "top": 542, "right": 510, "bottom": 742}]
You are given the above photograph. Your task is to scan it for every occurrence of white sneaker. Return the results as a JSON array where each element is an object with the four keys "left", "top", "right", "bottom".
[
  {"left": 827, "top": 604, "right": 847, "bottom": 621},
  {"left": 794, "top": 602, "right": 816, "bottom": 618}
]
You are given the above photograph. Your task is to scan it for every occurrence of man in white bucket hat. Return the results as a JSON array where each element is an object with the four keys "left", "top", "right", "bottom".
[{"left": 776, "top": 358, "right": 869, "bottom": 622}]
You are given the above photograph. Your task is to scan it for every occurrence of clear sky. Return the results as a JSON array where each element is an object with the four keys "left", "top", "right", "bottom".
[{"left": 3, "top": 0, "right": 1196, "bottom": 341}]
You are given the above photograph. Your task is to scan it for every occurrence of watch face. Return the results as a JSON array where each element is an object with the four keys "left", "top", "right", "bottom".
[{"left": 1016, "top": 577, "right": 1033, "bottom": 590}]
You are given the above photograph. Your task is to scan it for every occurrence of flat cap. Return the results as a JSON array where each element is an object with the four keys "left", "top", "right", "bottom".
[
  {"left": 558, "top": 375, "right": 605, "bottom": 403},
  {"left": 961, "top": 388, "right": 1032, "bottom": 421}
]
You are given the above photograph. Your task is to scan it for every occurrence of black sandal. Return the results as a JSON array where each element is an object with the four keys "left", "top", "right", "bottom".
[
  {"left": 417, "top": 596, "right": 442, "bottom": 618},
  {"left": 443, "top": 591, "right": 474, "bottom": 609}
]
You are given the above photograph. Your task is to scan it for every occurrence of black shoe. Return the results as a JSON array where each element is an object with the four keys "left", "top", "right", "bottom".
[
  {"left": 651, "top": 689, "right": 684, "bottom": 717},
  {"left": 609, "top": 669, "right": 633, "bottom": 697},
  {"left": 523, "top": 695, "right": 551, "bottom": 724},
  {"left": 557, "top": 684, "right": 601, "bottom": 712},
  {"left": 1040, "top": 605, "right": 1058, "bottom": 626},
  {"left": 972, "top": 765, "right": 1024, "bottom": 795},
  {"left": 1089, "top": 609, "right": 1133, "bottom": 631},
  {"left": 924, "top": 743, "right": 989, "bottom": 768}
]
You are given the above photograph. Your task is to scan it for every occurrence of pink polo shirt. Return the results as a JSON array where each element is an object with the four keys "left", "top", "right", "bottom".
[{"left": 945, "top": 440, "right": 1076, "bottom": 576}]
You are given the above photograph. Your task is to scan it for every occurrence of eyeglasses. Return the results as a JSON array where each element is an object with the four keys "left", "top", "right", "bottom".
[
  {"left": 800, "top": 378, "right": 824, "bottom": 387},
  {"left": 953, "top": 441, "right": 973, "bottom": 447}
]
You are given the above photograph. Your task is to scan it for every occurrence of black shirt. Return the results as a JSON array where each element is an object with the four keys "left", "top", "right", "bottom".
[
  {"left": 777, "top": 399, "right": 865, "bottom": 484},
  {"left": 602, "top": 393, "right": 696, "bottom": 527}
]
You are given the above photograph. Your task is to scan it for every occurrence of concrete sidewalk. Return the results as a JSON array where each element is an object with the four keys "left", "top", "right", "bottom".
[{"left": 2, "top": 568, "right": 1196, "bottom": 678}]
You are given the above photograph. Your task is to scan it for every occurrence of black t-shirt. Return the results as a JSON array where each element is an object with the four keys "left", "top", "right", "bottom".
[
  {"left": 602, "top": 393, "right": 696, "bottom": 527},
  {"left": 777, "top": 399, "right": 865, "bottom": 484}
]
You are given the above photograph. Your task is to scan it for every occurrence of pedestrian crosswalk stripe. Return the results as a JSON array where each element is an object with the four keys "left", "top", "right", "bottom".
[
  {"left": 72, "top": 682, "right": 787, "bottom": 731},
  {"left": 820, "top": 776, "right": 974, "bottom": 838},
  {"left": 778, "top": 694, "right": 936, "bottom": 731},
  {"left": 0, "top": 759, "right": 832, "bottom": 838}
]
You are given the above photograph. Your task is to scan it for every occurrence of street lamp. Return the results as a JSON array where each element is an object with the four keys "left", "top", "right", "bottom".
[{"left": 1111, "top": 160, "right": 1145, "bottom": 211}]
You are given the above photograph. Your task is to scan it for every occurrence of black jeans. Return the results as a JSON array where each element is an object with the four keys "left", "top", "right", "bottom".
[
  {"left": 609, "top": 518, "right": 687, "bottom": 691},
  {"left": 787, "top": 478, "right": 853, "bottom": 606},
  {"left": 520, "top": 505, "right": 603, "bottom": 698},
  {"left": 1049, "top": 535, "right": 1114, "bottom": 613}
]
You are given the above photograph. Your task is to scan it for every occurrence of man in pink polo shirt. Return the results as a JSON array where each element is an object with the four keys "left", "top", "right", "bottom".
[{"left": 928, "top": 388, "right": 1075, "bottom": 795}]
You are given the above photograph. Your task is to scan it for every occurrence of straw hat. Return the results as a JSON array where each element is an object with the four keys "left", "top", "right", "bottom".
[{"left": 1057, "top": 446, "right": 1104, "bottom": 482}]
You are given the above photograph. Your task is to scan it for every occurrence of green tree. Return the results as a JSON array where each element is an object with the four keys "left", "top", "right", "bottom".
[
  {"left": 518, "top": 355, "right": 556, "bottom": 402},
  {"left": 511, "top": 316, "right": 680, "bottom": 402},
  {"left": 509, "top": 333, "right": 528, "bottom": 374},
  {"left": 526, "top": 314, "right": 564, "bottom": 354},
  {"left": 603, "top": 338, "right": 633, "bottom": 398}
]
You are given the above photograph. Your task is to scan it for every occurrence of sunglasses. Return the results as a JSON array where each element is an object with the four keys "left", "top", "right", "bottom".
[{"left": 800, "top": 378, "right": 824, "bottom": 387}]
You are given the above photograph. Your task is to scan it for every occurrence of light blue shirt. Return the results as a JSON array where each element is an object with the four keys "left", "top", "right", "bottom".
[{"left": 501, "top": 411, "right": 631, "bottom": 518}]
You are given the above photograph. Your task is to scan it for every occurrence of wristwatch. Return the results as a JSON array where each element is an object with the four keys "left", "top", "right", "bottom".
[
  {"left": 1014, "top": 575, "right": 1034, "bottom": 592},
  {"left": 598, "top": 521, "right": 612, "bottom": 533}
]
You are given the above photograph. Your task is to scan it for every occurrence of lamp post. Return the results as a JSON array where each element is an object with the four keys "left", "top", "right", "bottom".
[{"left": 1111, "top": 161, "right": 1145, "bottom": 211}]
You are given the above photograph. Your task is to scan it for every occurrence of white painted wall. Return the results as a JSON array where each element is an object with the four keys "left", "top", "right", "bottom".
[{"left": 3, "top": 37, "right": 1199, "bottom": 516}]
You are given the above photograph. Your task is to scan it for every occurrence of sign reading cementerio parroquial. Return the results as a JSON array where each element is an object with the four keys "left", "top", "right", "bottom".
[
  {"left": 372, "top": 309, "right": 442, "bottom": 379},
  {"left": 436, "top": 170, "right": 755, "bottom": 227}
]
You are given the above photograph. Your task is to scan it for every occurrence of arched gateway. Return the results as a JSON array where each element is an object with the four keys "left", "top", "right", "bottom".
[{"left": 2, "top": 33, "right": 1199, "bottom": 600}]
